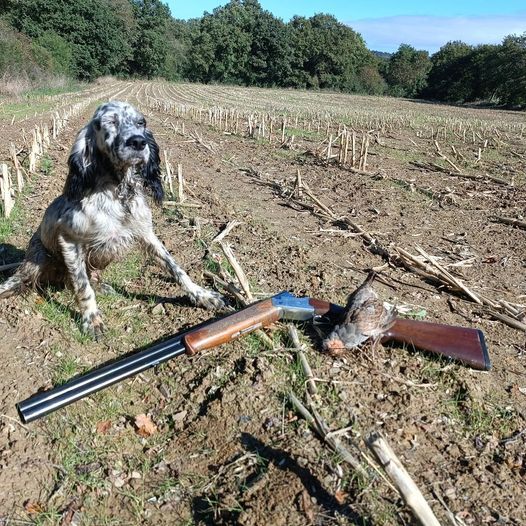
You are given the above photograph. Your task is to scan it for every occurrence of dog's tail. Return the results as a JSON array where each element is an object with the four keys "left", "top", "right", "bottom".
[
  {"left": 0, "top": 271, "right": 26, "bottom": 298},
  {"left": 0, "top": 231, "right": 49, "bottom": 299}
]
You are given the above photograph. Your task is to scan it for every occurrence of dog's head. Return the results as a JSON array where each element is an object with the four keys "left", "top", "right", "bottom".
[{"left": 64, "top": 101, "right": 163, "bottom": 204}]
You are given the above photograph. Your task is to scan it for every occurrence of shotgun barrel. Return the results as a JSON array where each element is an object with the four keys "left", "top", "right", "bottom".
[
  {"left": 17, "top": 336, "right": 188, "bottom": 423},
  {"left": 17, "top": 292, "right": 340, "bottom": 423}
]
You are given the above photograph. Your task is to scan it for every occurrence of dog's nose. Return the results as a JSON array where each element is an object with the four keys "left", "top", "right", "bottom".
[{"left": 127, "top": 135, "right": 147, "bottom": 151}]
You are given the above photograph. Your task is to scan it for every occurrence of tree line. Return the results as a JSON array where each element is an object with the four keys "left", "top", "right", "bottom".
[{"left": 1, "top": 0, "right": 524, "bottom": 106}]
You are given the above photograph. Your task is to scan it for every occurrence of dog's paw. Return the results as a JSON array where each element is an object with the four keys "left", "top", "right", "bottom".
[
  {"left": 82, "top": 311, "right": 105, "bottom": 341},
  {"left": 190, "top": 288, "right": 226, "bottom": 310}
]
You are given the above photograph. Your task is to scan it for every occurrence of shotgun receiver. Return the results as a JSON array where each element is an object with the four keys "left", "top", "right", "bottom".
[{"left": 17, "top": 292, "right": 490, "bottom": 423}]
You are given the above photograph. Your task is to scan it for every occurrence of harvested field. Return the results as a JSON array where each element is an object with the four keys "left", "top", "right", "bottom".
[{"left": 0, "top": 80, "right": 525, "bottom": 525}]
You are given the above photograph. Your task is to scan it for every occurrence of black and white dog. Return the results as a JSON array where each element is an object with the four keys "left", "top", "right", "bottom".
[{"left": 0, "top": 101, "right": 224, "bottom": 338}]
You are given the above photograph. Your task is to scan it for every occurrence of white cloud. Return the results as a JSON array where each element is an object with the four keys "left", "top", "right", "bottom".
[{"left": 349, "top": 14, "right": 526, "bottom": 53}]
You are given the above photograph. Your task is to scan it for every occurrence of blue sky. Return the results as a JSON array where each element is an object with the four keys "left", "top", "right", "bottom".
[{"left": 166, "top": 0, "right": 526, "bottom": 53}]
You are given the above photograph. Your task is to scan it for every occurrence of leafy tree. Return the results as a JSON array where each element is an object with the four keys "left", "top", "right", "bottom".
[
  {"left": 424, "top": 41, "right": 474, "bottom": 101},
  {"left": 35, "top": 31, "right": 75, "bottom": 76},
  {"left": 188, "top": 0, "right": 255, "bottom": 84},
  {"left": 495, "top": 33, "right": 526, "bottom": 106},
  {"left": 8, "top": 0, "right": 132, "bottom": 79},
  {"left": 129, "top": 0, "right": 172, "bottom": 79},
  {"left": 244, "top": 8, "right": 292, "bottom": 87},
  {"left": 288, "top": 14, "right": 373, "bottom": 91},
  {"left": 357, "top": 64, "right": 387, "bottom": 95},
  {"left": 162, "top": 18, "right": 196, "bottom": 81},
  {"left": 386, "top": 44, "right": 431, "bottom": 97}
]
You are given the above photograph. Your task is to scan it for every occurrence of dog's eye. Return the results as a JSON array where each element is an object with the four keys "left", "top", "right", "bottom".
[{"left": 137, "top": 119, "right": 146, "bottom": 127}]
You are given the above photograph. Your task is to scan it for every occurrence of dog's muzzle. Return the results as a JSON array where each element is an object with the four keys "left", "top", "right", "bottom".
[{"left": 126, "top": 135, "right": 147, "bottom": 151}]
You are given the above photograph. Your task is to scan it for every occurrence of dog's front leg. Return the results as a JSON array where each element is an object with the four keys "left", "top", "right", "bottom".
[
  {"left": 58, "top": 236, "right": 104, "bottom": 339},
  {"left": 141, "top": 232, "right": 225, "bottom": 310}
]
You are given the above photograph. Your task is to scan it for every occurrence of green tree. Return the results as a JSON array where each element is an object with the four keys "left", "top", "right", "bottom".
[
  {"left": 129, "top": 0, "right": 172, "bottom": 79},
  {"left": 35, "top": 31, "right": 75, "bottom": 76},
  {"left": 386, "top": 44, "right": 431, "bottom": 97},
  {"left": 357, "top": 64, "right": 387, "bottom": 95},
  {"left": 244, "top": 8, "right": 292, "bottom": 86},
  {"left": 288, "top": 14, "right": 373, "bottom": 91},
  {"left": 162, "top": 18, "right": 196, "bottom": 81},
  {"left": 188, "top": 0, "right": 255, "bottom": 84},
  {"left": 8, "top": 0, "right": 131, "bottom": 79},
  {"left": 495, "top": 33, "right": 526, "bottom": 106},
  {"left": 424, "top": 41, "right": 474, "bottom": 101}
]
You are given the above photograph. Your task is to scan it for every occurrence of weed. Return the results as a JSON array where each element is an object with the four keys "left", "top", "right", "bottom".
[
  {"left": 444, "top": 388, "right": 516, "bottom": 437},
  {"left": 40, "top": 154, "right": 53, "bottom": 175},
  {"left": 28, "top": 507, "right": 63, "bottom": 526},
  {"left": 52, "top": 353, "right": 81, "bottom": 386}
]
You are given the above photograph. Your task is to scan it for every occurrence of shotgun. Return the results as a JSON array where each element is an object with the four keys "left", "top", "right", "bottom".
[{"left": 16, "top": 291, "right": 490, "bottom": 423}]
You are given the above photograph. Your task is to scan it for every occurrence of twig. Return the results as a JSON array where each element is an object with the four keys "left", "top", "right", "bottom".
[
  {"left": 380, "top": 373, "right": 437, "bottom": 389},
  {"left": 365, "top": 431, "right": 441, "bottom": 526},
  {"left": 485, "top": 309, "right": 526, "bottom": 333},
  {"left": 301, "top": 181, "right": 337, "bottom": 219},
  {"left": 211, "top": 220, "right": 242, "bottom": 245},
  {"left": 437, "top": 151, "right": 462, "bottom": 174},
  {"left": 0, "top": 413, "right": 32, "bottom": 433},
  {"left": 163, "top": 201, "right": 202, "bottom": 208},
  {"left": 492, "top": 216, "right": 526, "bottom": 230},
  {"left": 288, "top": 392, "right": 368, "bottom": 478},
  {"left": 288, "top": 325, "right": 317, "bottom": 395},
  {"left": 220, "top": 242, "right": 253, "bottom": 302},
  {"left": 294, "top": 168, "right": 303, "bottom": 198},
  {"left": 432, "top": 486, "right": 464, "bottom": 526},
  {"left": 413, "top": 245, "right": 483, "bottom": 305},
  {"left": 203, "top": 270, "right": 246, "bottom": 305}
]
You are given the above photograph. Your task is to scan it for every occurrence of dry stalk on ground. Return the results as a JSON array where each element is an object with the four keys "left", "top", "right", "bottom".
[
  {"left": 288, "top": 391, "right": 369, "bottom": 478},
  {"left": 365, "top": 431, "right": 441, "bottom": 526}
]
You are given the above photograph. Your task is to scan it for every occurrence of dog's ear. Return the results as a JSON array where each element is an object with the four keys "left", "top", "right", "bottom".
[
  {"left": 63, "top": 124, "right": 98, "bottom": 199},
  {"left": 142, "top": 129, "right": 164, "bottom": 205}
]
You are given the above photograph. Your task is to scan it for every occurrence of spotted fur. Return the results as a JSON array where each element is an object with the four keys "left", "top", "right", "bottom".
[{"left": 0, "top": 101, "right": 224, "bottom": 339}]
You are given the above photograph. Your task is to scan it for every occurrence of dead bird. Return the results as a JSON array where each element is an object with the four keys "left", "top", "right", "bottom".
[{"left": 322, "top": 273, "right": 396, "bottom": 356}]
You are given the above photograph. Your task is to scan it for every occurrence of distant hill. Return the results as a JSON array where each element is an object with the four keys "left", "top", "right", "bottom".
[{"left": 373, "top": 51, "right": 392, "bottom": 60}]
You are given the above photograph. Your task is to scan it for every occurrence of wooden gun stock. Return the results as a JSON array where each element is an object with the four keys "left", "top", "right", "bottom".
[
  {"left": 382, "top": 318, "right": 491, "bottom": 371},
  {"left": 184, "top": 294, "right": 342, "bottom": 356},
  {"left": 184, "top": 299, "right": 281, "bottom": 355}
]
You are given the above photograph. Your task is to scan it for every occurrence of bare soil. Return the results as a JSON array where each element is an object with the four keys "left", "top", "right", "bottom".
[{"left": 0, "top": 82, "right": 525, "bottom": 525}]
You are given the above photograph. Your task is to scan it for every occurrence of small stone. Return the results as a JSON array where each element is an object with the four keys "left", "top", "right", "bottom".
[
  {"left": 159, "top": 384, "right": 171, "bottom": 399},
  {"left": 130, "top": 471, "right": 142, "bottom": 479},
  {"left": 113, "top": 476, "right": 126, "bottom": 488},
  {"left": 297, "top": 457, "right": 308, "bottom": 468},
  {"left": 173, "top": 410, "right": 187, "bottom": 422},
  {"left": 263, "top": 417, "right": 277, "bottom": 430},
  {"left": 70, "top": 511, "right": 83, "bottom": 526},
  {"left": 152, "top": 303, "right": 166, "bottom": 316}
]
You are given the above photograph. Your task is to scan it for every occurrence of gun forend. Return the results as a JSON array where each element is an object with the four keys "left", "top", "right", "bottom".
[{"left": 184, "top": 292, "right": 343, "bottom": 355}]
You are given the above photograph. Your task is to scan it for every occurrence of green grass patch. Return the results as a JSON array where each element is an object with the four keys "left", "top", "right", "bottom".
[
  {"left": 445, "top": 388, "right": 516, "bottom": 437},
  {"left": 103, "top": 251, "right": 143, "bottom": 289},
  {"left": 285, "top": 126, "right": 323, "bottom": 141},
  {"left": 24, "top": 83, "right": 83, "bottom": 99},
  {"left": 34, "top": 292, "right": 92, "bottom": 344},
  {"left": 0, "top": 99, "right": 56, "bottom": 118}
]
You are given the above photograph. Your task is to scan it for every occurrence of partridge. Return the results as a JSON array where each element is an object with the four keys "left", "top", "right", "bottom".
[{"left": 323, "top": 273, "right": 396, "bottom": 356}]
